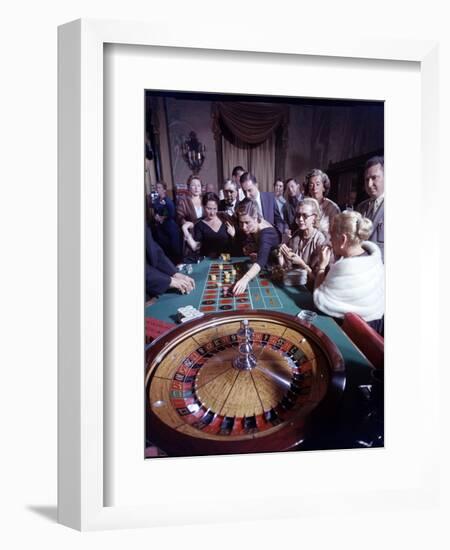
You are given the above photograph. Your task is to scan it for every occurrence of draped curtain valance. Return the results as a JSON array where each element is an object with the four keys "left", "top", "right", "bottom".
[{"left": 214, "top": 102, "right": 289, "bottom": 145}]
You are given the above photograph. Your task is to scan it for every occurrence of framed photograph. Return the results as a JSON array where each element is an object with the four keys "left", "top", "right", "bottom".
[
  {"left": 58, "top": 19, "right": 440, "bottom": 530},
  {"left": 142, "top": 89, "right": 384, "bottom": 460}
]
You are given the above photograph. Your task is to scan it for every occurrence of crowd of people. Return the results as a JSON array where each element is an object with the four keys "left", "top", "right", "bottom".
[{"left": 147, "top": 157, "right": 385, "bottom": 333}]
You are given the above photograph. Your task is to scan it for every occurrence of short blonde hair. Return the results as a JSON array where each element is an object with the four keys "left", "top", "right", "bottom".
[
  {"left": 331, "top": 211, "right": 373, "bottom": 244},
  {"left": 296, "top": 198, "right": 322, "bottom": 229}
]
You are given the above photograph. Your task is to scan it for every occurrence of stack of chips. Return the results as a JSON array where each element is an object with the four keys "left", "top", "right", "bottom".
[{"left": 177, "top": 306, "right": 204, "bottom": 323}]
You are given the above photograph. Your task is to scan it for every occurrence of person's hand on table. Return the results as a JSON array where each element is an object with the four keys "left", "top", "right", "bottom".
[
  {"left": 232, "top": 275, "right": 249, "bottom": 295},
  {"left": 169, "top": 275, "right": 194, "bottom": 294},
  {"left": 225, "top": 221, "right": 236, "bottom": 237},
  {"left": 173, "top": 272, "right": 195, "bottom": 290}
]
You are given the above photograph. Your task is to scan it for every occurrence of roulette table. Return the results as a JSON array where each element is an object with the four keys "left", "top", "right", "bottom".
[
  {"left": 145, "top": 310, "right": 346, "bottom": 456},
  {"left": 145, "top": 257, "right": 384, "bottom": 456}
]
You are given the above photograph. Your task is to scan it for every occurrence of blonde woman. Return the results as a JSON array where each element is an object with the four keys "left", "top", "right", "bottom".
[{"left": 313, "top": 211, "right": 384, "bottom": 333}]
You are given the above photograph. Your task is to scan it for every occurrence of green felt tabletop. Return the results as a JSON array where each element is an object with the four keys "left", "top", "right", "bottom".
[
  {"left": 146, "top": 257, "right": 372, "bottom": 374},
  {"left": 146, "top": 257, "right": 381, "bottom": 450}
]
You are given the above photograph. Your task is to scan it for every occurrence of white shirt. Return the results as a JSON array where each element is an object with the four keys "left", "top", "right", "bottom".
[
  {"left": 367, "top": 193, "right": 384, "bottom": 220},
  {"left": 374, "top": 193, "right": 384, "bottom": 212},
  {"left": 254, "top": 191, "right": 263, "bottom": 217},
  {"left": 222, "top": 200, "right": 237, "bottom": 216}
]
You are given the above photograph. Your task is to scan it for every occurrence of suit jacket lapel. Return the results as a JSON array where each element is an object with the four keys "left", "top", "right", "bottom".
[{"left": 370, "top": 202, "right": 384, "bottom": 235}]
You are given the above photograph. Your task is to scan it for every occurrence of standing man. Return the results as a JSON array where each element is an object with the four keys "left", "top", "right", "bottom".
[
  {"left": 218, "top": 179, "right": 239, "bottom": 216},
  {"left": 273, "top": 178, "right": 286, "bottom": 221},
  {"left": 356, "top": 156, "right": 384, "bottom": 261},
  {"left": 231, "top": 165, "right": 246, "bottom": 201},
  {"left": 239, "top": 172, "right": 283, "bottom": 234},
  {"left": 219, "top": 165, "right": 246, "bottom": 201}
]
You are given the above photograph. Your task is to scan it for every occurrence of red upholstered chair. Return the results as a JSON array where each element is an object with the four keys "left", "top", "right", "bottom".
[{"left": 341, "top": 312, "right": 384, "bottom": 370}]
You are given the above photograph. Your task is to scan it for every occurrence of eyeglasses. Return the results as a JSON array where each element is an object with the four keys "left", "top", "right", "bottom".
[
  {"left": 223, "top": 189, "right": 236, "bottom": 194},
  {"left": 296, "top": 212, "right": 315, "bottom": 220}
]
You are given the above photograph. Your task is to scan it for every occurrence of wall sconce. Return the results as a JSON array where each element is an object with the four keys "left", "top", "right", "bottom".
[{"left": 181, "top": 131, "right": 206, "bottom": 174}]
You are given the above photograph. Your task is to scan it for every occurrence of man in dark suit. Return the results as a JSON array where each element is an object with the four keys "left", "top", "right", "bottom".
[
  {"left": 218, "top": 180, "right": 238, "bottom": 217},
  {"left": 356, "top": 156, "right": 384, "bottom": 261},
  {"left": 146, "top": 227, "right": 195, "bottom": 298},
  {"left": 239, "top": 172, "right": 284, "bottom": 234}
]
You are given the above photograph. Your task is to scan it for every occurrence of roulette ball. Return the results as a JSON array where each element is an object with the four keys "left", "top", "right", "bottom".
[{"left": 145, "top": 310, "right": 345, "bottom": 456}]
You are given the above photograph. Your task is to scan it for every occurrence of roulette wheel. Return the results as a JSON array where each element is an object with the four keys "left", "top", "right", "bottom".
[{"left": 145, "top": 310, "right": 345, "bottom": 456}]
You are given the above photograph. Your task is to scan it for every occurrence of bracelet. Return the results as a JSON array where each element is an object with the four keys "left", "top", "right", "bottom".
[{"left": 317, "top": 268, "right": 326, "bottom": 273}]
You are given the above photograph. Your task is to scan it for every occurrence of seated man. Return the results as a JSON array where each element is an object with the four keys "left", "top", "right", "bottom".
[
  {"left": 219, "top": 166, "right": 246, "bottom": 201},
  {"left": 146, "top": 227, "right": 195, "bottom": 299}
]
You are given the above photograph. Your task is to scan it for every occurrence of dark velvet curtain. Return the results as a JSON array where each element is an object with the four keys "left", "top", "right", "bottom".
[
  {"left": 216, "top": 102, "right": 288, "bottom": 144},
  {"left": 212, "top": 102, "right": 289, "bottom": 189}
]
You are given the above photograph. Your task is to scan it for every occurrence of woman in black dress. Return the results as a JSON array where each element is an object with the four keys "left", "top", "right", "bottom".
[
  {"left": 232, "top": 199, "right": 280, "bottom": 295},
  {"left": 185, "top": 192, "right": 235, "bottom": 258}
]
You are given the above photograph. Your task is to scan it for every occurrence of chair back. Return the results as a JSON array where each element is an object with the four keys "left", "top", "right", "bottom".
[{"left": 342, "top": 312, "right": 384, "bottom": 369}]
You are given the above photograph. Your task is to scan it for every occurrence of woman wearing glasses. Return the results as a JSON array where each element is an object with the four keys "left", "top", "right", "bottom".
[{"left": 277, "top": 198, "right": 327, "bottom": 285}]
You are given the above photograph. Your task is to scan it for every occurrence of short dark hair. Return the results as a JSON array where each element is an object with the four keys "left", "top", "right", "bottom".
[
  {"left": 156, "top": 181, "right": 168, "bottom": 190},
  {"left": 240, "top": 172, "right": 257, "bottom": 186},
  {"left": 285, "top": 177, "right": 299, "bottom": 186},
  {"left": 202, "top": 192, "right": 220, "bottom": 207},
  {"left": 232, "top": 165, "right": 245, "bottom": 177},
  {"left": 365, "top": 156, "right": 384, "bottom": 172}
]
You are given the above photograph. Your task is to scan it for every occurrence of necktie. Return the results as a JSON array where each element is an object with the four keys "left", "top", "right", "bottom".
[{"left": 366, "top": 199, "right": 376, "bottom": 220}]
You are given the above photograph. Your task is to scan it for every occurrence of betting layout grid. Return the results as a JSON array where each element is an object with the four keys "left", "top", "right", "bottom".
[{"left": 198, "top": 261, "right": 283, "bottom": 313}]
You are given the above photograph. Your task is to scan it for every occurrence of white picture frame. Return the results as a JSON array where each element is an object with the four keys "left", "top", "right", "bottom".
[{"left": 58, "top": 18, "right": 441, "bottom": 531}]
